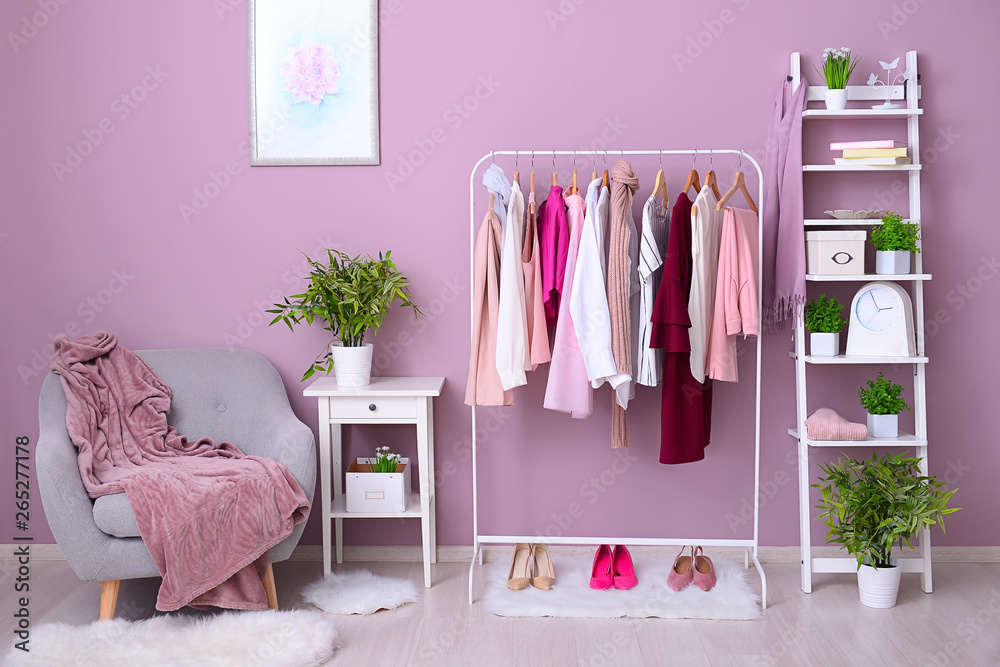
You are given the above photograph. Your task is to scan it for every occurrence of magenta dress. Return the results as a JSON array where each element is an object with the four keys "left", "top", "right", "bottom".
[
  {"left": 537, "top": 186, "right": 569, "bottom": 328},
  {"left": 649, "top": 192, "right": 713, "bottom": 464}
]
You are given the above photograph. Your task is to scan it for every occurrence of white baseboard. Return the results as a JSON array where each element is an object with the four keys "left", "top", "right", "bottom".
[{"left": 5, "top": 543, "right": 999, "bottom": 564}]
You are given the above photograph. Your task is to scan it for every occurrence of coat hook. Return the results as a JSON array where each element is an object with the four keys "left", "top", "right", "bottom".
[
  {"left": 515, "top": 150, "right": 519, "bottom": 172},
  {"left": 531, "top": 150, "right": 534, "bottom": 170},
  {"left": 491, "top": 150, "right": 495, "bottom": 164},
  {"left": 659, "top": 150, "right": 663, "bottom": 170}
]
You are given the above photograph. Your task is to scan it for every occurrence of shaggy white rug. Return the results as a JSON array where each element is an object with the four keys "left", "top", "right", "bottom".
[
  {"left": 302, "top": 569, "right": 420, "bottom": 615},
  {"left": 482, "top": 554, "right": 761, "bottom": 620},
  {"left": 1, "top": 609, "right": 338, "bottom": 667}
]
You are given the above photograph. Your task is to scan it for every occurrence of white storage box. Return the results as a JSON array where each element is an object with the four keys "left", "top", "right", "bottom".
[
  {"left": 345, "top": 457, "right": 411, "bottom": 513},
  {"left": 806, "top": 230, "right": 866, "bottom": 275}
]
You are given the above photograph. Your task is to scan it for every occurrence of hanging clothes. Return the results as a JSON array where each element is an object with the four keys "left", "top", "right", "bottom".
[
  {"left": 688, "top": 185, "right": 723, "bottom": 384},
  {"left": 649, "top": 192, "right": 712, "bottom": 464},
  {"left": 570, "top": 178, "right": 625, "bottom": 390},
  {"left": 607, "top": 160, "right": 639, "bottom": 448},
  {"left": 707, "top": 207, "right": 760, "bottom": 382},
  {"left": 496, "top": 179, "right": 531, "bottom": 390},
  {"left": 636, "top": 193, "right": 669, "bottom": 387},
  {"left": 537, "top": 186, "right": 570, "bottom": 327},
  {"left": 762, "top": 77, "right": 808, "bottom": 332},
  {"left": 543, "top": 193, "right": 593, "bottom": 419},
  {"left": 484, "top": 163, "right": 511, "bottom": 230},
  {"left": 465, "top": 203, "right": 513, "bottom": 407},
  {"left": 522, "top": 188, "right": 551, "bottom": 369}
]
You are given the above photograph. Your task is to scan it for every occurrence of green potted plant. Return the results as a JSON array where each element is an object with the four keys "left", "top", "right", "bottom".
[
  {"left": 872, "top": 212, "right": 920, "bottom": 275},
  {"left": 817, "top": 47, "right": 861, "bottom": 110},
  {"left": 804, "top": 294, "right": 848, "bottom": 356},
  {"left": 814, "top": 452, "right": 959, "bottom": 608},
  {"left": 858, "top": 372, "right": 910, "bottom": 438},
  {"left": 268, "top": 249, "right": 420, "bottom": 385}
]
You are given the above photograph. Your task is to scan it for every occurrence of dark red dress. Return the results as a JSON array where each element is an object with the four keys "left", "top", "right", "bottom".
[{"left": 649, "top": 192, "right": 713, "bottom": 464}]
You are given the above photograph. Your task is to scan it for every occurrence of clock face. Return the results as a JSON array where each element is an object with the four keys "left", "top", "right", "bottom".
[{"left": 854, "top": 286, "right": 903, "bottom": 333}]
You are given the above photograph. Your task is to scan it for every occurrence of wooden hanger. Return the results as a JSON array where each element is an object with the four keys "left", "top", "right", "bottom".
[
  {"left": 550, "top": 151, "right": 558, "bottom": 187},
  {"left": 703, "top": 150, "right": 721, "bottom": 200},
  {"left": 564, "top": 152, "right": 579, "bottom": 196},
  {"left": 602, "top": 151, "right": 609, "bottom": 188},
  {"left": 488, "top": 192, "right": 495, "bottom": 220},
  {"left": 529, "top": 152, "right": 536, "bottom": 217},
  {"left": 652, "top": 169, "right": 668, "bottom": 207},
  {"left": 716, "top": 168, "right": 759, "bottom": 215}
]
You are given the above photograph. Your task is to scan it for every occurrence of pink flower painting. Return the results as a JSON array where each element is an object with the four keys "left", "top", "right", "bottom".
[{"left": 281, "top": 40, "right": 343, "bottom": 107}]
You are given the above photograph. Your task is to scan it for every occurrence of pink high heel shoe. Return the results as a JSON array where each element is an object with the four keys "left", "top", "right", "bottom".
[
  {"left": 612, "top": 545, "right": 638, "bottom": 590},
  {"left": 693, "top": 546, "right": 717, "bottom": 591},
  {"left": 589, "top": 544, "right": 614, "bottom": 590},
  {"left": 667, "top": 546, "right": 694, "bottom": 591}
]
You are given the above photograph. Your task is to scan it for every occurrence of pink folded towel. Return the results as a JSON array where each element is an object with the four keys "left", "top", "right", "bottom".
[{"left": 805, "top": 408, "right": 868, "bottom": 441}]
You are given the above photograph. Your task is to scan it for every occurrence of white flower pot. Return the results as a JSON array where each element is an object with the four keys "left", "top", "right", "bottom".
[
  {"left": 330, "top": 343, "right": 373, "bottom": 386},
  {"left": 810, "top": 332, "right": 840, "bottom": 357},
  {"left": 867, "top": 413, "right": 898, "bottom": 438},
  {"left": 825, "top": 88, "right": 848, "bottom": 110},
  {"left": 876, "top": 250, "right": 911, "bottom": 275},
  {"left": 858, "top": 559, "right": 902, "bottom": 608}
]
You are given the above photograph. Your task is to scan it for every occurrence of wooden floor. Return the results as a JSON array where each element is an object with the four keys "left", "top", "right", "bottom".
[{"left": 4, "top": 556, "right": 1000, "bottom": 666}]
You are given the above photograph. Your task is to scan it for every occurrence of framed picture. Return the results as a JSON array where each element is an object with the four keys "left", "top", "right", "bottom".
[{"left": 248, "top": 0, "right": 379, "bottom": 165}]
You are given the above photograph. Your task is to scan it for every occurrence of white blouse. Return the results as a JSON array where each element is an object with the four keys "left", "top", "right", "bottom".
[
  {"left": 495, "top": 180, "right": 530, "bottom": 389},
  {"left": 688, "top": 185, "right": 723, "bottom": 384}
]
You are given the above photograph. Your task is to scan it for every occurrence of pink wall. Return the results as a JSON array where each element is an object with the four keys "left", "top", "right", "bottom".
[{"left": 3, "top": 0, "right": 998, "bottom": 550}]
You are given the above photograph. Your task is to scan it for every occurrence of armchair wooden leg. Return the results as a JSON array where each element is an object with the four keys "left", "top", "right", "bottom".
[
  {"left": 100, "top": 580, "right": 121, "bottom": 620},
  {"left": 263, "top": 563, "right": 278, "bottom": 610}
]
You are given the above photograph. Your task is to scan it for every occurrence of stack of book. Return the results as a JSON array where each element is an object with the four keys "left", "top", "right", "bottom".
[{"left": 830, "top": 140, "right": 910, "bottom": 165}]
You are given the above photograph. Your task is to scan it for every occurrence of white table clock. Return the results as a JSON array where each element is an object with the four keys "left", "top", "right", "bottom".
[{"left": 845, "top": 281, "right": 916, "bottom": 357}]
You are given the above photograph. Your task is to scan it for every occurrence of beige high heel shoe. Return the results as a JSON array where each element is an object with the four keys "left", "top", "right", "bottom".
[
  {"left": 507, "top": 543, "right": 532, "bottom": 591},
  {"left": 531, "top": 543, "right": 555, "bottom": 590}
]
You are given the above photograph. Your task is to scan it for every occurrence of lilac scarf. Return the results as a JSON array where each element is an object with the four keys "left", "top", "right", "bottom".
[{"left": 762, "top": 77, "right": 809, "bottom": 332}]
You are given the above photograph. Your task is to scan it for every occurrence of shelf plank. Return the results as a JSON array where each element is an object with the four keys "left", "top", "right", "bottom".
[
  {"left": 805, "top": 273, "right": 931, "bottom": 282},
  {"left": 804, "top": 164, "right": 921, "bottom": 172},
  {"left": 788, "top": 428, "right": 928, "bottom": 448},
  {"left": 788, "top": 351, "right": 928, "bottom": 365},
  {"left": 304, "top": 376, "right": 445, "bottom": 397},
  {"left": 804, "top": 218, "right": 917, "bottom": 227},
  {"left": 802, "top": 108, "right": 922, "bottom": 119},
  {"left": 330, "top": 492, "right": 423, "bottom": 518}
]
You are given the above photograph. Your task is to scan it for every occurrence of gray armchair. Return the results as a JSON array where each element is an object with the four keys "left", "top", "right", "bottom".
[{"left": 36, "top": 348, "right": 316, "bottom": 619}]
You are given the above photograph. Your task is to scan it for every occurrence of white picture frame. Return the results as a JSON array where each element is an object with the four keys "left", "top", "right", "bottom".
[{"left": 248, "top": 0, "right": 379, "bottom": 166}]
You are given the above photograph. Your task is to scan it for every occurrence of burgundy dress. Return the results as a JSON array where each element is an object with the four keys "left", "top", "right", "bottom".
[{"left": 649, "top": 192, "right": 713, "bottom": 464}]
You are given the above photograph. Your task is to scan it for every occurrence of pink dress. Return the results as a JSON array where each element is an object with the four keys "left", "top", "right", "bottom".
[
  {"left": 707, "top": 207, "right": 760, "bottom": 382},
  {"left": 522, "top": 191, "right": 551, "bottom": 369},
  {"left": 537, "top": 186, "right": 569, "bottom": 327},
  {"left": 543, "top": 194, "right": 592, "bottom": 419},
  {"left": 465, "top": 209, "right": 514, "bottom": 407}
]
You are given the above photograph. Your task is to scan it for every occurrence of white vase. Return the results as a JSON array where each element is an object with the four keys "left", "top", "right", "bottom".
[
  {"left": 330, "top": 343, "right": 374, "bottom": 387},
  {"left": 876, "top": 250, "right": 911, "bottom": 275},
  {"left": 810, "top": 332, "right": 840, "bottom": 357},
  {"left": 825, "top": 88, "right": 848, "bottom": 110},
  {"left": 867, "top": 413, "right": 898, "bottom": 438},
  {"left": 858, "top": 559, "right": 902, "bottom": 608}
]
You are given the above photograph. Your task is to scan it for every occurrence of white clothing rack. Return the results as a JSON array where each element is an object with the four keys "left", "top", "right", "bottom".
[{"left": 466, "top": 149, "right": 767, "bottom": 609}]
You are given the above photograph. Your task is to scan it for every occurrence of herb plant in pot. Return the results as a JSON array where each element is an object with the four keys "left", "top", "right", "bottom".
[
  {"left": 268, "top": 249, "right": 420, "bottom": 386},
  {"left": 872, "top": 212, "right": 920, "bottom": 275},
  {"left": 814, "top": 452, "right": 959, "bottom": 608},
  {"left": 818, "top": 47, "right": 861, "bottom": 110},
  {"left": 804, "top": 294, "right": 848, "bottom": 356},
  {"left": 858, "top": 372, "right": 909, "bottom": 438}
]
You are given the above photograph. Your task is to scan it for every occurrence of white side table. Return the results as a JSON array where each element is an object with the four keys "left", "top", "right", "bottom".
[{"left": 304, "top": 376, "right": 445, "bottom": 588}]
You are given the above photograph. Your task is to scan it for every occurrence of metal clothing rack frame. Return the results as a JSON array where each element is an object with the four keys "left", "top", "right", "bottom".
[{"left": 466, "top": 149, "right": 767, "bottom": 609}]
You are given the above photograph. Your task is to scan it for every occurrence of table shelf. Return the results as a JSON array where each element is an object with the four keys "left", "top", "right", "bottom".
[{"left": 330, "top": 492, "right": 422, "bottom": 518}]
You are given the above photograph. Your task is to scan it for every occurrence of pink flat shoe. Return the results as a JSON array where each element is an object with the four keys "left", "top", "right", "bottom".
[
  {"left": 612, "top": 545, "right": 638, "bottom": 590},
  {"left": 692, "top": 546, "right": 717, "bottom": 591},
  {"left": 667, "top": 546, "right": 694, "bottom": 591},
  {"left": 589, "top": 544, "right": 614, "bottom": 590}
]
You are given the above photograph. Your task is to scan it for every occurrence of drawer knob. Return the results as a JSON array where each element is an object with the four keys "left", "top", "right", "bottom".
[{"left": 368, "top": 403, "right": 377, "bottom": 412}]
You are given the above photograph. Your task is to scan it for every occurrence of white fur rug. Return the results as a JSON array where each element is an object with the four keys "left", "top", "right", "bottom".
[
  {"left": 1, "top": 609, "right": 338, "bottom": 667},
  {"left": 482, "top": 554, "right": 761, "bottom": 620},
  {"left": 302, "top": 569, "right": 420, "bottom": 615}
]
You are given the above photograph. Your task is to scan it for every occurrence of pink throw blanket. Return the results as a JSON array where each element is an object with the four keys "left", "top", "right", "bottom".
[{"left": 50, "top": 332, "right": 310, "bottom": 611}]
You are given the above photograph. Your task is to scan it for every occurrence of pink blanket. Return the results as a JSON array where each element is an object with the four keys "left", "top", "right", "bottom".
[{"left": 50, "top": 332, "right": 310, "bottom": 611}]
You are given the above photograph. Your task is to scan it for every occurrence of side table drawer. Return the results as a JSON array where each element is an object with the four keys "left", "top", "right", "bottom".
[{"left": 330, "top": 395, "right": 417, "bottom": 420}]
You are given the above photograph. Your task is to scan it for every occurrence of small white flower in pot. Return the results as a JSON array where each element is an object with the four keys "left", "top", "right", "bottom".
[
  {"left": 858, "top": 372, "right": 909, "bottom": 438},
  {"left": 872, "top": 212, "right": 920, "bottom": 275},
  {"left": 268, "top": 249, "right": 422, "bottom": 385},
  {"left": 805, "top": 294, "right": 847, "bottom": 357}
]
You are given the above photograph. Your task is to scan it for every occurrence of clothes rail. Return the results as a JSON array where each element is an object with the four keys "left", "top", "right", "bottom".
[{"left": 467, "top": 149, "right": 767, "bottom": 609}]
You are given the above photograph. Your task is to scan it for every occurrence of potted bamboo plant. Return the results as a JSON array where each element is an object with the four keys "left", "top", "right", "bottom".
[
  {"left": 804, "top": 294, "right": 848, "bottom": 356},
  {"left": 817, "top": 47, "right": 861, "bottom": 110},
  {"left": 858, "top": 372, "right": 909, "bottom": 438},
  {"left": 872, "top": 212, "right": 920, "bottom": 275},
  {"left": 268, "top": 249, "right": 420, "bottom": 385},
  {"left": 814, "top": 452, "right": 959, "bottom": 608}
]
